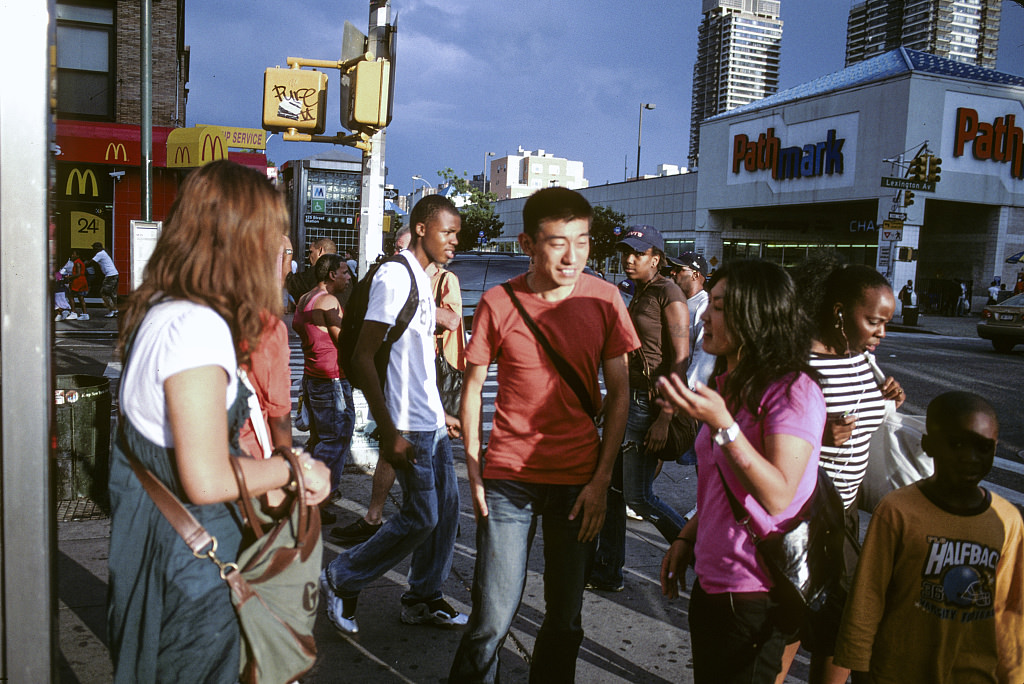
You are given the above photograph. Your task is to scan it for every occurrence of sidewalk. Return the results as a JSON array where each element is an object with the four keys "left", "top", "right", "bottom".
[{"left": 55, "top": 311, "right": 981, "bottom": 683}]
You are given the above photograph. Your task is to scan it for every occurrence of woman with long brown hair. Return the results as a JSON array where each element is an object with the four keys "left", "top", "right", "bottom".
[
  {"left": 107, "top": 161, "right": 329, "bottom": 682},
  {"left": 658, "top": 259, "right": 826, "bottom": 683}
]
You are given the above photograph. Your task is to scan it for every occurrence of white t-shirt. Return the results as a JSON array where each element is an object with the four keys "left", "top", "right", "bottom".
[
  {"left": 121, "top": 300, "right": 238, "bottom": 446},
  {"left": 685, "top": 288, "right": 716, "bottom": 388},
  {"left": 366, "top": 250, "right": 445, "bottom": 431},
  {"left": 93, "top": 249, "right": 118, "bottom": 277}
]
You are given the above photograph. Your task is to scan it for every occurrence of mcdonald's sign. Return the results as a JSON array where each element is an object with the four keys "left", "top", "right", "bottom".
[
  {"left": 65, "top": 168, "right": 99, "bottom": 197},
  {"left": 200, "top": 132, "right": 226, "bottom": 163},
  {"left": 173, "top": 145, "right": 191, "bottom": 166},
  {"left": 166, "top": 125, "right": 227, "bottom": 169},
  {"left": 105, "top": 142, "right": 129, "bottom": 162}
]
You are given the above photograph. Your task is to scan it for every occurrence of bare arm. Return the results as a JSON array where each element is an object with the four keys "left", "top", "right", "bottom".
[
  {"left": 350, "top": 320, "right": 415, "bottom": 469},
  {"left": 569, "top": 352, "right": 629, "bottom": 542},
  {"left": 166, "top": 366, "right": 329, "bottom": 506},
  {"left": 663, "top": 300, "right": 690, "bottom": 374},
  {"left": 435, "top": 306, "right": 460, "bottom": 332},
  {"left": 656, "top": 374, "right": 811, "bottom": 515},
  {"left": 312, "top": 293, "right": 343, "bottom": 347},
  {"left": 461, "top": 363, "right": 489, "bottom": 519}
]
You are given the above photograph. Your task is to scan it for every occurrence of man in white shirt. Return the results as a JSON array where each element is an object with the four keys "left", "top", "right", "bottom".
[
  {"left": 321, "top": 195, "right": 467, "bottom": 635},
  {"left": 91, "top": 242, "right": 119, "bottom": 317},
  {"left": 667, "top": 251, "right": 714, "bottom": 389}
]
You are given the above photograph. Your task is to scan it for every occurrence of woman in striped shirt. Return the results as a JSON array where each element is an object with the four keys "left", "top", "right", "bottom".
[{"left": 780, "top": 261, "right": 906, "bottom": 684}]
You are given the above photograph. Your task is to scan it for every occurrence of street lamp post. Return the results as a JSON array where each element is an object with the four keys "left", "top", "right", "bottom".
[
  {"left": 637, "top": 103, "right": 656, "bottom": 180},
  {"left": 411, "top": 174, "right": 429, "bottom": 203},
  {"left": 483, "top": 151, "right": 494, "bottom": 193}
]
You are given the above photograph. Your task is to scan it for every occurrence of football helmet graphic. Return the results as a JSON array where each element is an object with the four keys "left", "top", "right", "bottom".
[{"left": 942, "top": 565, "right": 992, "bottom": 608}]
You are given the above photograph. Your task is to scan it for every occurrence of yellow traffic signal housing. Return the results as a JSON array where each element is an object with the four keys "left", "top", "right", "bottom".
[
  {"left": 903, "top": 190, "right": 915, "bottom": 207},
  {"left": 908, "top": 155, "right": 927, "bottom": 183},
  {"left": 927, "top": 155, "right": 942, "bottom": 183},
  {"left": 343, "top": 60, "right": 391, "bottom": 129},
  {"left": 263, "top": 68, "right": 328, "bottom": 133}
]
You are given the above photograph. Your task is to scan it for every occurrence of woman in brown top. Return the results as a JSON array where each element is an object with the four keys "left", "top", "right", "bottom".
[{"left": 588, "top": 225, "right": 690, "bottom": 592}]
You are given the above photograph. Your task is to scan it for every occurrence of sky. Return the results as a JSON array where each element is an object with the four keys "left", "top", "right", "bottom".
[{"left": 185, "top": 1, "right": 1024, "bottom": 195}]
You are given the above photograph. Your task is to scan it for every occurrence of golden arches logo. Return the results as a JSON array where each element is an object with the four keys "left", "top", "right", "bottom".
[
  {"left": 200, "top": 133, "right": 225, "bottom": 162},
  {"left": 105, "top": 142, "right": 128, "bottom": 162},
  {"left": 66, "top": 168, "right": 99, "bottom": 197},
  {"left": 173, "top": 146, "right": 191, "bottom": 165}
]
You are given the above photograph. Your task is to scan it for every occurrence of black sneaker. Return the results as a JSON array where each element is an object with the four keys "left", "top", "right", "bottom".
[
  {"left": 585, "top": 580, "right": 624, "bottom": 593},
  {"left": 329, "top": 518, "right": 382, "bottom": 545},
  {"left": 400, "top": 596, "right": 468, "bottom": 627}
]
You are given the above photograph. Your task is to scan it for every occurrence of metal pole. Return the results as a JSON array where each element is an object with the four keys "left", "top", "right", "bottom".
[
  {"left": 483, "top": 151, "right": 494, "bottom": 193},
  {"left": 141, "top": 0, "right": 152, "bottom": 220},
  {"left": 0, "top": 1, "right": 55, "bottom": 678},
  {"left": 636, "top": 103, "right": 654, "bottom": 180},
  {"left": 358, "top": 0, "right": 389, "bottom": 277}
]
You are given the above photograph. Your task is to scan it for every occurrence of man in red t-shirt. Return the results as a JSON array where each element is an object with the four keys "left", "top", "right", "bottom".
[{"left": 450, "top": 188, "right": 639, "bottom": 683}]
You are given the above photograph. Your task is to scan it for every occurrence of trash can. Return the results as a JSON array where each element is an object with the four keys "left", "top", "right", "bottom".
[
  {"left": 902, "top": 305, "right": 919, "bottom": 326},
  {"left": 55, "top": 374, "right": 111, "bottom": 508}
]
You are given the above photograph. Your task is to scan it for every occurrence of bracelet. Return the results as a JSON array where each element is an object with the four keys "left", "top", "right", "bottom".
[{"left": 280, "top": 454, "right": 298, "bottom": 493}]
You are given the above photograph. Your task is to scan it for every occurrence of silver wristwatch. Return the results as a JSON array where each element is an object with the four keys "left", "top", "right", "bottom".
[{"left": 713, "top": 421, "right": 740, "bottom": 447}]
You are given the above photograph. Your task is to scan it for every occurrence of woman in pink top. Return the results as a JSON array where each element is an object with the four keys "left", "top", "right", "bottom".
[{"left": 656, "top": 259, "right": 826, "bottom": 684}]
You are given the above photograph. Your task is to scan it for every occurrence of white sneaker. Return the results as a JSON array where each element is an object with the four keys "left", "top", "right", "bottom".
[
  {"left": 626, "top": 506, "right": 643, "bottom": 521},
  {"left": 320, "top": 570, "right": 359, "bottom": 634},
  {"left": 55, "top": 313, "right": 64, "bottom": 322},
  {"left": 64, "top": 312, "right": 78, "bottom": 320},
  {"left": 104, "top": 311, "right": 117, "bottom": 318},
  {"left": 78, "top": 314, "right": 90, "bottom": 321}
]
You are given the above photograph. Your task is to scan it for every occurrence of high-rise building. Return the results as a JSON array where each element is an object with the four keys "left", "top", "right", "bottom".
[
  {"left": 845, "top": 0, "right": 1001, "bottom": 68},
  {"left": 689, "top": 0, "right": 783, "bottom": 169},
  {"left": 490, "top": 147, "right": 588, "bottom": 200}
]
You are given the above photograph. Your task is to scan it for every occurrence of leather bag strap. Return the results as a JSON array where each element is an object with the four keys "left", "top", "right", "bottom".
[
  {"left": 124, "top": 450, "right": 216, "bottom": 556},
  {"left": 502, "top": 282, "right": 597, "bottom": 417}
]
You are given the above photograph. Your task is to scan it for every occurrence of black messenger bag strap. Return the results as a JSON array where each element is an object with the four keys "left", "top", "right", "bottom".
[{"left": 502, "top": 282, "right": 597, "bottom": 418}]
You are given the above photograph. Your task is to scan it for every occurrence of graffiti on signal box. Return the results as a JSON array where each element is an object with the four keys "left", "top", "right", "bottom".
[{"left": 271, "top": 85, "right": 319, "bottom": 124}]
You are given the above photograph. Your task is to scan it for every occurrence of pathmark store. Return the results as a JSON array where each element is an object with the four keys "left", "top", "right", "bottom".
[{"left": 695, "top": 48, "right": 1024, "bottom": 313}]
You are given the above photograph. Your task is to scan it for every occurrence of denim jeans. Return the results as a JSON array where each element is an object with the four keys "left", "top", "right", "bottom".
[
  {"left": 326, "top": 427, "right": 458, "bottom": 601},
  {"left": 591, "top": 392, "right": 688, "bottom": 587},
  {"left": 301, "top": 375, "right": 354, "bottom": 493},
  {"left": 449, "top": 480, "right": 594, "bottom": 684}
]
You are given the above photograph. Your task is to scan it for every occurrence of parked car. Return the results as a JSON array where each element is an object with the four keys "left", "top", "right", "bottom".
[
  {"left": 977, "top": 292, "right": 1024, "bottom": 353},
  {"left": 445, "top": 251, "right": 601, "bottom": 331}
]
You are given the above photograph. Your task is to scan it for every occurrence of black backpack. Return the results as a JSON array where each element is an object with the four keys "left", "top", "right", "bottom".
[{"left": 339, "top": 255, "right": 419, "bottom": 391}]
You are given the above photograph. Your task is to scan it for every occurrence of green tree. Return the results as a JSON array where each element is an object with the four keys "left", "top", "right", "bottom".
[
  {"left": 437, "top": 168, "right": 504, "bottom": 251},
  {"left": 590, "top": 205, "right": 628, "bottom": 268}
]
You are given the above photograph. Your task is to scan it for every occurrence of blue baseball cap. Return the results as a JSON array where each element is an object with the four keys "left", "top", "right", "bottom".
[{"left": 617, "top": 225, "right": 664, "bottom": 253}]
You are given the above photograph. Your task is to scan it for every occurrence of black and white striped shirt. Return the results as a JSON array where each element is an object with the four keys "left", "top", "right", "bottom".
[{"left": 810, "top": 352, "right": 887, "bottom": 509}]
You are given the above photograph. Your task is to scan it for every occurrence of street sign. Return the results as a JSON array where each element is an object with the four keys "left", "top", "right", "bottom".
[
  {"left": 881, "top": 220, "right": 903, "bottom": 242},
  {"left": 881, "top": 176, "right": 935, "bottom": 192},
  {"left": 888, "top": 211, "right": 907, "bottom": 220},
  {"left": 384, "top": 187, "right": 398, "bottom": 200}
]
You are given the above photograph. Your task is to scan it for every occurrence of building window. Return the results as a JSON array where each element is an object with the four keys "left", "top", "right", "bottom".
[{"left": 56, "top": 2, "right": 115, "bottom": 120}]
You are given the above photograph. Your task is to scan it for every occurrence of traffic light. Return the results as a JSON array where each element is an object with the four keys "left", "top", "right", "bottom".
[
  {"left": 903, "top": 190, "right": 915, "bottom": 207},
  {"left": 897, "top": 247, "right": 915, "bottom": 262},
  {"left": 927, "top": 155, "right": 942, "bottom": 183},
  {"left": 341, "top": 60, "right": 392, "bottom": 129},
  {"left": 908, "top": 155, "right": 927, "bottom": 183},
  {"left": 262, "top": 68, "right": 328, "bottom": 133}
]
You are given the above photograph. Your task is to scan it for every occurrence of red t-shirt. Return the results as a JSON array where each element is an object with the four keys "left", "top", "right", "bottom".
[
  {"left": 467, "top": 273, "right": 639, "bottom": 484},
  {"left": 238, "top": 317, "right": 292, "bottom": 459}
]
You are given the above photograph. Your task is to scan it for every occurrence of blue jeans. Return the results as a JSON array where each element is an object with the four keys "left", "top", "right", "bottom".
[
  {"left": 301, "top": 375, "right": 354, "bottom": 493},
  {"left": 449, "top": 480, "right": 594, "bottom": 684},
  {"left": 326, "top": 427, "right": 458, "bottom": 601},
  {"left": 590, "top": 392, "right": 688, "bottom": 587}
]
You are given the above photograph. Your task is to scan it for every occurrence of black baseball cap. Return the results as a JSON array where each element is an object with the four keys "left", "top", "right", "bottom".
[{"left": 664, "top": 251, "right": 708, "bottom": 277}]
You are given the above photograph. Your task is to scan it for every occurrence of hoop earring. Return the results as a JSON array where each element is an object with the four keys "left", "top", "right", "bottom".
[{"left": 834, "top": 311, "right": 844, "bottom": 329}]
